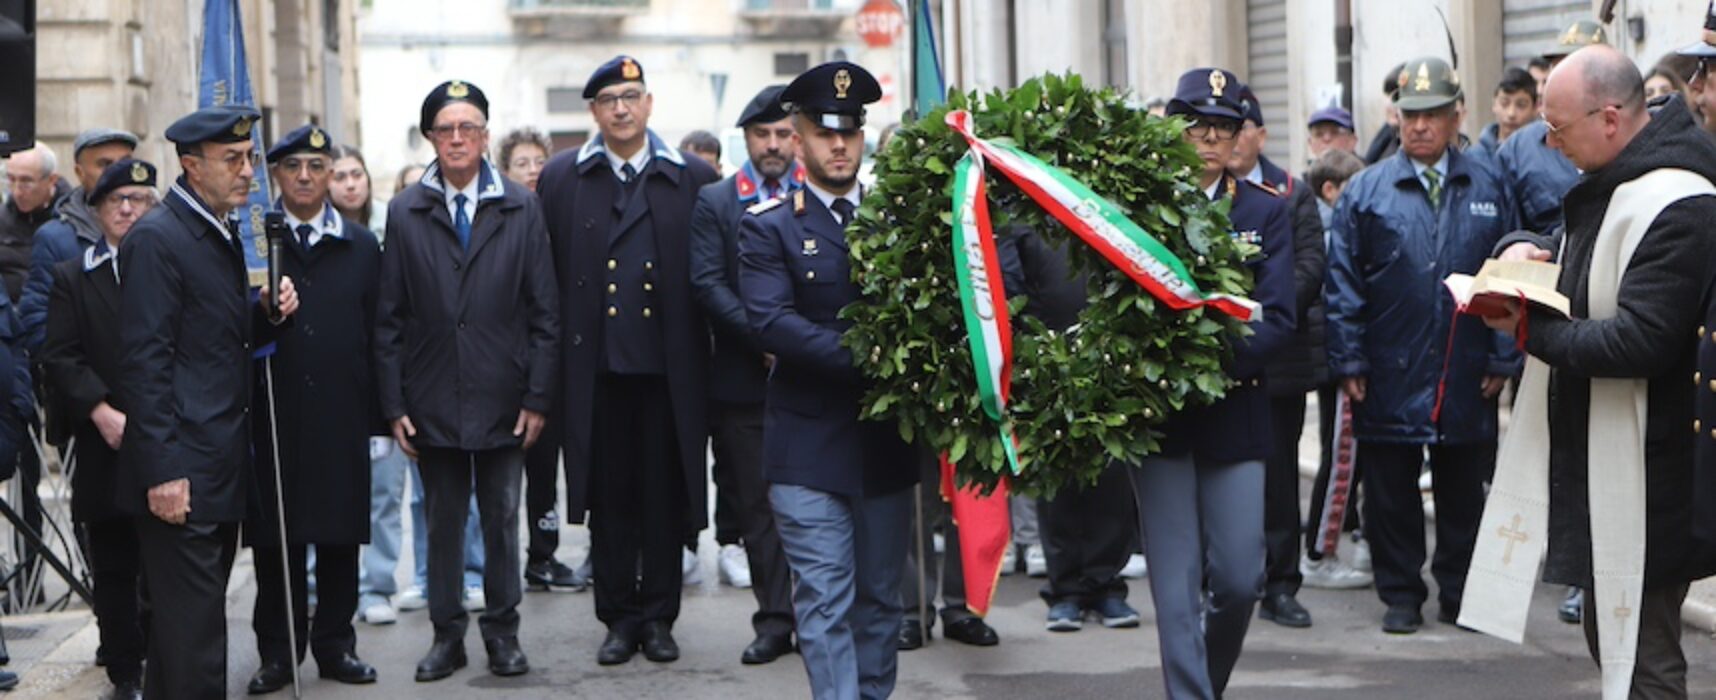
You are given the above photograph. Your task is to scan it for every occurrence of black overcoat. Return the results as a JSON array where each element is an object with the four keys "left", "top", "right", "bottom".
[{"left": 41, "top": 253, "right": 124, "bottom": 523}]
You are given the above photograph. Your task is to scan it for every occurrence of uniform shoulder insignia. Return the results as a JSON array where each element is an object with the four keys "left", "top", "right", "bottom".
[
  {"left": 1247, "top": 179, "right": 1283, "bottom": 198},
  {"left": 747, "top": 197, "right": 785, "bottom": 216}
]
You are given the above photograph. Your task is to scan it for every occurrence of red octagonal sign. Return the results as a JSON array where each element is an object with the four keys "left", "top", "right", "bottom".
[{"left": 855, "top": 0, "right": 906, "bottom": 49}]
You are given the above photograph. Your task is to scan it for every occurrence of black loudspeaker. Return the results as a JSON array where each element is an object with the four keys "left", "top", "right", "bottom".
[{"left": 0, "top": 0, "right": 34, "bottom": 156}]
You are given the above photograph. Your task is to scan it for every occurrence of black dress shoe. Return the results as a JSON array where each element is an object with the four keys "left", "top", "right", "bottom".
[
  {"left": 741, "top": 633, "right": 794, "bottom": 664},
  {"left": 640, "top": 621, "right": 680, "bottom": 663},
  {"left": 414, "top": 638, "right": 467, "bottom": 682},
  {"left": 525, "top": 560, "right": 588, "bottom": 591},
  {"left": 247, "top": 660, "right": 294, "bottom": 695},
  {"left": 943, "top": 617, "right": 999, "bottom": 646},
  {"left": 484, "top": 636, "right": 530, "bottom": 676},
  {"left": 317, "top": 651, "right": 377, "bottom": 684},
  {"left": 0, "top": 670, "right": 15, "bottom": 691},
  {"left": 597, "top": 628, "right": 640, "bottom": 665},
  {"left": 897, "top": 619, "right": 929, "bottom": 650},
  {"left": 1258, "top": 592, "right": 1314, "bottom": 628},
  {"left": 106, "top": 681, "right": 143, "bottom": 700},
  {"left": 1381, "top": 604, "right": 1424, "bottom": 634}
]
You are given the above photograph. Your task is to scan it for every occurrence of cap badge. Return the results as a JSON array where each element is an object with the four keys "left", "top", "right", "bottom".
[
  {"left": 1209, "top": 70, "right": 1227, "bottom": 97},
  {"left": 834, "top": 69, "right": 852, "bottom": 100},
  {"left": 448, "top": 81, "right": 469, "bottom": 98},
  {"left": 622, "top": 58, "right": 641, "bottom": 80},
  {"left": 309, "top": 129, "right": 327, "bottom": 149},
  {"left": 233, "top": 118, "right": 254, "bottom": 138},
  {"left": 130, "top": 162, "right": 149, "bottom": 183},
  {"left": 1414, "top": 63, "right": 1431, "bottom": 92}
]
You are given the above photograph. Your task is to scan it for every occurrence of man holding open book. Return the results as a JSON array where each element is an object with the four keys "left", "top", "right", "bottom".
[{"left": 1472, "top": 45, "right": 1716, "bottom": 699}]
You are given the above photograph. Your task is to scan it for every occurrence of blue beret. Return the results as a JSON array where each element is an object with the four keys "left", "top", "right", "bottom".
[
  {"left": 583, "top": 56, "right": 646, "bottom": 100},
  {"left": 164, "top": 105, "right": 261, "bottom": 147},
  {"left": 1166, "top": 68, "right": 1246, "bottom": 122},
  {"left": 780, "top": 62, "right": 881, "bottom": 132},
  {"left": 267, "top": 124, "right": 334, "bottom": 164},
  {"left": 419, "top": 80, "right": 490, "bottom": 137},
  {"left": 1308, "top": 106, "right": 1355, "bottom": 131},
  {"left": 87, "top": 159, "right": 156, "bottom": 205},
  {"left": 737, "top": 84, "right": 790, "bottom": 127}
]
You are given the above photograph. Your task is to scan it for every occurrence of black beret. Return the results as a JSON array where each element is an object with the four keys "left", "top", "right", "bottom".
[
  {"left": 583, "top": 55, "right": 646, "bottom": 100},
  {"left": 164, "top": 105, "right": 261, "bottom": 147},
  {"left": 1165, "top": 68, "right": 1246, "bottom": 122},
  {"left": 88, "top": 158, "right": 156, "bottom": 205},
  {"left": 736, "top": 84, "right": 790, "bottom": 128},
  {"left": 419, "top": 80, "right": 490, "bottom": 137},
  {"left": 780, "top": 62, "right": 881, "bottom": 132},
  {"left": 266, "top": 124, "right": 334, "bottom": 164}
]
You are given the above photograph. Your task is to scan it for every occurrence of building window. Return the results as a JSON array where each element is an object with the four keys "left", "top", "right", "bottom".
[
  {"left": 547, "top": 87, "right": 586, "bottom": 114},
  {"left": 1102, "top": 0, "right": 1127, "bottom": 89},
  {"left": 774, "top": 52, "right": 811, "bottom": 77},
  {"left": 324, "top": 0, "right": 341, "bottom": 53}
]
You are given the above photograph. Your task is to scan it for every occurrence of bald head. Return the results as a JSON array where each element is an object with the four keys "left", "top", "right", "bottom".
[
  {"left": 1541, "top": 45, "right": 1649, "bottom": 172},
  {"left": 1546, "top": 45, "right": 1645, "bottom": 115}
]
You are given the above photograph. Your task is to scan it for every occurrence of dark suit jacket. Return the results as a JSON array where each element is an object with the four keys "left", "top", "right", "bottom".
[
  {"left": 42, "top": 254, "right": 124, "bottom": 523},
  {"left": 690, "top": 175, "right": 777, "bottom": 405},
  {"left": 737, "top": 190, "right": 917, "bottom": 498},
  {"left": 375, "top": 162, "right": 560, "bottom": 452},
  {"left": 538, "top": 134, "right": 718, "bottom": 530},
  {"left": 115, "top": 182, "right": 286, "bottom": 522}
]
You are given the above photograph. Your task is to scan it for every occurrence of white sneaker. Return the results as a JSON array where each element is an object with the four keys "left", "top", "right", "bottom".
[
  {"left": 395, "top": 586, "right": 428, "bottom": 612},
  {"left": 718, "top": 544, "right": 752, "bottom": 588},
  {"left": 462, "top": 585, "right": 486, "bottom": 612},
  {"left": 1024, "top": 544, "right": 1048, "bottom": 578},
  {"left": 1000, "top": 545, "right": 1017, "bottom": 576},
  {"left": 1351, "top": 537, "right": 1373, "bottom": 573},
  {"left": 359, "top": 601, "right": 397, "bottom": 625},
  {"left": 682, "top": 547, "right": 703, "bottom": 586},
  {"left": 1299, "top": 553, "right": 1373, "bottom": 589},
  {"left": 933, "top": 533, "right": 945, "bottom": 555},
  {"left": 1119, "top": 553, "right": 1148, "bottom": 579}
]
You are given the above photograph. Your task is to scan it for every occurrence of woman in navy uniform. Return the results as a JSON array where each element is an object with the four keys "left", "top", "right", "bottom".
[
  {"left": 737, "top": 61, "right": 918, "bottom": 700},
  {"left": 1128, "top": 68, "right": 1297, "bottom": 700}
]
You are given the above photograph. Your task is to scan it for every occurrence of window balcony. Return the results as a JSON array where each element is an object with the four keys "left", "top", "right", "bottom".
[{"left": 737, "top": 0, "right": 852, "bottom": 38}]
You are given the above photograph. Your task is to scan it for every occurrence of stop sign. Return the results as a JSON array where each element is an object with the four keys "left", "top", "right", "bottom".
[{"left": 855, "top": 0, "right": 905, "bottom": 49}]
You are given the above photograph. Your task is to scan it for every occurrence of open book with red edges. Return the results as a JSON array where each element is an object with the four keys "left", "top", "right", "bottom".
[{"left": 1443, "top": 259, "right": 1570, "bottom": 319}]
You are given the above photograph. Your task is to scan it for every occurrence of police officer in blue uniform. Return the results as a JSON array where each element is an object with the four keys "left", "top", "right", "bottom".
[
  {"left": 1493, "top": 19, "right": 1606, "bottom": 236},
  {"left": 1128, "top": 67, "right": 1297, "bottom": 700},
  {"left": 737, "top": 61, "right": 918, "bottom": 700},
  {"left": 117, "top": 105, "right": 299, "bottom": 699}
]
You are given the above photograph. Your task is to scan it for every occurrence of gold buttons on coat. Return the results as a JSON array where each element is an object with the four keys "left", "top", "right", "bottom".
[
  {"left": 1697, "top": 419, "right": 1704, "bottom": 433},
  {"left": 644, "top": 282, "right": 654, "bottom": 292},
  {"left": 608, "top": 306, "right": 618, "bottom": 318},
  {"left": 643, "top": 307, "right": 653, "bottom": 318},
  {"left": 607, "top": 283, "right": 617, "bottom": 294},
  {"left": 608, "top": 259, "right": 618, "bottom": 270},
  {"left": 806, "top": 270, "right": 817, "bottom": 281},
  {"left": 644, "top": 261, "right": 654, "bottom": 271}
]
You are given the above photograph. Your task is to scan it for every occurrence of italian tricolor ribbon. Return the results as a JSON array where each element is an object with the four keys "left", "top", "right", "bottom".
[{"left": 944, "top": 109, "right": 1262, "bottom": 476}]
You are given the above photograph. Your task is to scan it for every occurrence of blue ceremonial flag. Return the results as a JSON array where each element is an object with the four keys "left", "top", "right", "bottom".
[
  {"left": 912, "top": 0, "right": 946, "bottom": 113},
  {"left": 198, "top": 0, "right": 271, "bottom": 285}
]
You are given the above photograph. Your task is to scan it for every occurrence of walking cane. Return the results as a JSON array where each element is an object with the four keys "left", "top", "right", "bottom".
[
  {"left": 913, "top": 481, "right": 929, "bottom": 646},
  {"left": 263, "top": 358, "right": 302, "bottom": 698}
]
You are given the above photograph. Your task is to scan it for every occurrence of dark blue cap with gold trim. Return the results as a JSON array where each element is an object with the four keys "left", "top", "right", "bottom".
[
  {"left": 737, "top": 84, "right": 790, "bottom": 127},
  {"left": 1166, "top": 68, "right": 1246, "bottom": 122},
  {"left": 267, "top": 124, "right": 333, "bottom": 164},
  {"left": 781, "top": 61, "right": 881, "bottom": 132},
  {"left": 88, "top": 158, "right": 156, "bottom": 205},
  {"left": 420, "top": 80, "right": 489, "bottom": 137},
  {"left": 584, "top": 55, "right": 646, "bottom": 99},
  {"left": 164, "top": 105, "right": 261, "bottom": 147}
]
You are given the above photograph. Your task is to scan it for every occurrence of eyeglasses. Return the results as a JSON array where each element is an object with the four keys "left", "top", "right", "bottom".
[
  {"left": 508, "top": 156, "right": 547, "bottom": 172},
  {"left": 430, "top": 122, "right": 487, "bottom": 140},
  {"left": 1184, "top": 118, "right": 1242, "bottom": 141},
  {"left": 191, "top": 149, "right": 261, "bottom": 172},
  {"left": 278, "top": 157, "right": 329, "bottom": 174},
  {"left": 591, "top": 90, "right": 645, "bottom": 111},
  {"left": 1543, "top": 105, "right": 1615, "bottom": 136},
  {"left": 6, "top": 174, "right": 47, "bottom": 189},
  {"left": 106, "top": 192, "right": 158, "bottom": 209}
]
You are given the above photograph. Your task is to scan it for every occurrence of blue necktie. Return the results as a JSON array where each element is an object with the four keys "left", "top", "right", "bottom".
[
  {"left": 453, "top": 193, "right": 471, "bottom": 251},
  {"left": 295, "top": 224, "right": 314, "bottom": 250}
]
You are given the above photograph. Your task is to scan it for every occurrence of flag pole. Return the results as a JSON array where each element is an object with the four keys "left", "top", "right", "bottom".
[{"left": 264, "top": 358, "right": 302, "bottom": 698}]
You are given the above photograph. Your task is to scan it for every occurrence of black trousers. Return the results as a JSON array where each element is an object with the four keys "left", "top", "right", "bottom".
[
  {"left": 590, "top": 373, "right": 688, "bottom": 633},
  {"left": 137, "top": 517, "right": 237, "bottom": 700},
  {"left": 1303, "top": 385, "right": 1362, "bottom": 558},
  {"left": 1264, "top": 393, "right": 1307, "bottom": 595},
  {"left": 524, "top": 409, "right": 565, "bottom": 565},
  {"left": 711, "top": 400, "right": 793, "bottom": 637},
  {"left": 252, "top": 543, "right": 358, "bottom": 665},
  {"left": 1359, "top": 440, "right": 1494, "bottom": 611},
  {"left": 711, "top": 417, "right": 744, "bottom": 547},
  {"left": 419, "top": 447, "right": 524, "bottom": 641},
  {"left": 86, "top": 518, "right": 145, "bottom": 686},
  {"left": 1038, "top": 462, "right": 1133, "bottom": 606}
]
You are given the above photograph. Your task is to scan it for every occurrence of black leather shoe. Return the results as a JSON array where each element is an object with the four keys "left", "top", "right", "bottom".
[
  {"left": 1258, "top": 592, "right": 1313, "bottom": 628},
  {"left": 1558, "top": 587, "right": 1583, "bottom": 624},
  {"left": 1381, "top": 604, "right": 1423, "bottom": 634},
  {"left": 247, "top": 660, "right": 293, "bottom": 695},
  {"left": 317, "top": 651, "right": 377, "bottom": 684},
  {"left": 414, "top": 638, "right": 467, "bottom": 682},
  {"left": 640, "top": 621, "right": 680, "bottom": 663},
  {"left": 897, "top": 619, "right": 929, "bottom": 650},
  {"left": 525, "top": 559, "right": 588, "bottom": 591},
  {"left": 943, "top": 617, "right": 999, "bottom": 646},
  {"left": 484, "top": 636, "right": 530, "bottom": 676},
  {"left": 741, "top": 633, "right": 794, "bottom": 664},
  {"left": 597, "top": 628, "right": 640, "bottom": 665},
  {"left": 0, "top": 670, "right": 15, "bottom": 691},
  {"left": 106, "top": 681, "right": 143, "bottom": 700}
]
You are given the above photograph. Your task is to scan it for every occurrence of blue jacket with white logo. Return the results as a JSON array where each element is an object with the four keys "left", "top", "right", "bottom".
[{"left": 1325, "top": 146, "right": 1522, "bottom": 444}]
